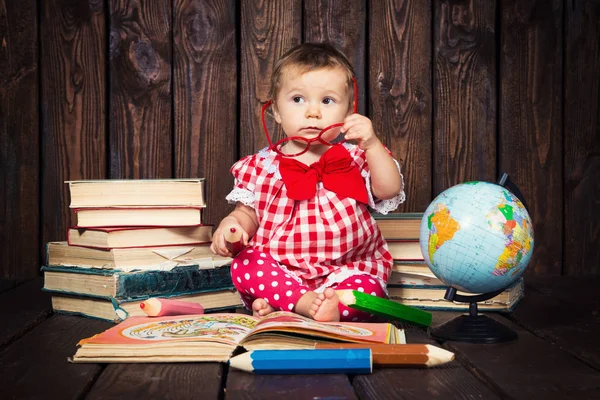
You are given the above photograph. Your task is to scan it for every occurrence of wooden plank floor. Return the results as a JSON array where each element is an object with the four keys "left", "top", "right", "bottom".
[{"left": 1, "top": 277, "right": 599, "bottom": 399}]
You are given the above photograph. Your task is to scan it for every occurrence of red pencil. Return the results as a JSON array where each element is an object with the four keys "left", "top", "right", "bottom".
[{"left": 224, "top": 227, "right": 244, "bottom": 256}]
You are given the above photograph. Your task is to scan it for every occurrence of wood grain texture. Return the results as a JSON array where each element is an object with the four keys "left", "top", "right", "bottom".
[
  {"left": 564, "top": 0, "right": 600, "bottom": 275},
  {"left": 370, "top": 0, "right": 433, "bottom": 212},
  {"left": 173, "top": 0, "right": 237, "bottom": 226},
  {"left": 500, "top": 0, "right": 563, "bottom": 276},
  {"left": 443, "top": 313, "right": 600, "bottom": 399},
  {"left": 88, "top": 363, "right": 224, "bottom": 399},
  {"left": 225, "top": 371, "right": 357, "bottom": 400},
  {"left": 434, "top": 0, "right": 496, "bottom": 193},
  {"left": 40, "top": 0, "right": 106, "bottom": 256},
  {"left": 0, "top": 0, "right": 39, "bottom": 278},
  {"left": 239, "top": 0, "right": 301, "bottom": 157},
  {"left": 0, "top": 279, "right": 51, "bottom": 349},
  {"left": 304, "top": 0, "right": 367, "bottom": 115},
  {"left": 0, "top": 314, "right": 111, "bottom": 399},
  {"left": 109, "top": 0, "right": 172, "bottom": 178},
  {"left": 512, "top": 277, "right": 600, "bottom": 370}
]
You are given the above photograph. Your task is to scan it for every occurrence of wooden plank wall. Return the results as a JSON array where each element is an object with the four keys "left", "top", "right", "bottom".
[{"left": 1, "top": 0, "right": 598, "bottom": 279}]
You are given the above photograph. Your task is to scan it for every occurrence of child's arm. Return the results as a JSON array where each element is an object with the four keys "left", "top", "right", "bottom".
[
  {"left": 342, "top": 114, "right": 402, "bottom": 200},
  {"left": 210, "top": 202, "right": 259, "bottom": 257}
]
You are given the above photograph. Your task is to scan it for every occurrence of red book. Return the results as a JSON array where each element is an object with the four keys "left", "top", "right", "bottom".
[{"left": 67, "top": 225, "right": 213, "bottom": 250}]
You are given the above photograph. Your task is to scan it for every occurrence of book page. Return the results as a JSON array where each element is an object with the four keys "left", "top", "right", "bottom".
[
  {"left": 241, "top": 311, "right": 392, "bottom": 344},
  {"left": 78, "top": 314, "right": 260, "bottom": 347}
]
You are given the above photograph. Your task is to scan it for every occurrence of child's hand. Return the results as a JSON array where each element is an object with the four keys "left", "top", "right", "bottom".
[
  {"left": 210, "top": 223, "right": 248, "bottom": 257},
  {"left": 341, "top": 114, "right": 381, "bottom": 151}
]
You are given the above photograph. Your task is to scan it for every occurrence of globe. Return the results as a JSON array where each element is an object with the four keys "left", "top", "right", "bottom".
[{"left": 419, "top": 181, "right": 534, "bottom": 294}]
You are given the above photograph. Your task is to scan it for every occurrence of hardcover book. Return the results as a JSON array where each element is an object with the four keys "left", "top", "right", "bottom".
[
  {"left": 67, "top": 179, "right": 205, "bottom": 208},
  {"left": 386, "top": 240, "right": 424, "bottom": 261},
  {"left": 70, "top": 311, "right": 406, "bottom": 363},
  {"left": 373, "top": 212, "right": 423, "bottom": 240},
  {"left": 46, "top": 241, "right": 229, "bottom": 271},
  {"left": 67, "top": 225, "right": 213, "bottom": 249},
  {"left": 51, "top": 288, "right": 242, "bottom": 322},
  {"left": 74, "top": 207, "right": 203, "bottom": 227},
  {"left": 42, "top": 264, "right": 233, "bottom": 300}
]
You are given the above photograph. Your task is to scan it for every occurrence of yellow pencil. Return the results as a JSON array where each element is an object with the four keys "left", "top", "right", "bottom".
[{"left": 314, "top": 343, "right": 454, "bottom": 367}]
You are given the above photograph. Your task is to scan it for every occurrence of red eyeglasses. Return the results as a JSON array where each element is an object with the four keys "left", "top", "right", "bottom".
[{"left": 262, "top": 77, "right": 358, "bottom": 157}]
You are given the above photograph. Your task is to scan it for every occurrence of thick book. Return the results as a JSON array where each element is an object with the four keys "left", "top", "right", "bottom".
[
  {"left": 373, "top": 212, "right": 423, "bottom": 240},
  {"left": 387, "top": 278, "right": 525, "bottom": 312},
  {"left": 42, "top": 264, "right": 233, "bottom": 300},
  {"left": 67, "top": 225, "right": 213, "bottom": 249},
  {"left": 70, "top": 311, "right": 406, "bottom": 363},
  {"left": 67, "top": 179, "right": 205, "bottom": 208},
  {"left": 51, "top": 288, "right": 242, "bottom": 322},
  {"left": 74, "top": 207, "right": 203, "bottom": 227},
  {"left": 46, "top": 241, "right": 231, "bottom": 272},
  {"left": 386, "top": 240, "right": 424, "bottom": 261}
]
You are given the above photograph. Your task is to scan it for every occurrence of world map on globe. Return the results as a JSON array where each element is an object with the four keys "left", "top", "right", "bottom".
[{"left": 419, "top": 181, "right": 534, "bottom": 294}]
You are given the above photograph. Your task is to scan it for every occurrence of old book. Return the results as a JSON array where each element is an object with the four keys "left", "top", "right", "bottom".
[
  {"left": 74, "top": 207, "right": 203, "bottom": 227},
  {"left": 388, "top": 271, "right": 443, "bottom": 286},
  {"left": 51, "top": 288, "right": 242, "bottom": 322},
  {"left": 373, "top": 212, "right": 423, "bottom": 240},
  {"left": 67, "top": 225, "right": 213, "bottom": 249},
  {"left": 42, "top": 264, "right": 233, "bottom": 299},
  {"left": 386, "top": 240, "right": 424, "bottom": 261},
  {"left": 70, "top": 311, "right": 406, "bottom": 363},
  {"left": 387, "top": 278, "right": 525, "bottom": 312},
  {"left": 67, "top": 179, "right": 205, "bottom": 208},
  {"left": 46, "top": 241, "right": 230, "bottom": 272},
  {"left": 391, "top": 261, "right": 434, "bottom": 275}
]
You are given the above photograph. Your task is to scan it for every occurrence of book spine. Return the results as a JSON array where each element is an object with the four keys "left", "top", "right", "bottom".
[{"left": 114, "top": 266, "right": 233, "bottom": 299}]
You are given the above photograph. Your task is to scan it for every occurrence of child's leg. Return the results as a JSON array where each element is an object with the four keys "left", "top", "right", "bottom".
[
  {"left": 334, "top": 275, "right": 387, "bottom": 322},
  {"left": 230, "top": 248, "right": 309, "bottom": 315}
]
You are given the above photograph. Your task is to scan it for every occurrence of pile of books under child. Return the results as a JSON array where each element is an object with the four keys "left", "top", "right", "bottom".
[
  {"left": 374, "top": 213, "right": 524, "bottom": 312},
  {"left": 42, "top": 179, "right": 242, "bottom": 322}
]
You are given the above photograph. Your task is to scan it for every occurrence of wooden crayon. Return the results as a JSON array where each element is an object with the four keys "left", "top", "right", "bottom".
[
  {"left": 228, "top": 349, "right": 372, "bottom": 374},
  {"left": 139, "top": 297, "right": 205, "bottom": 317},
  {"left": 224, "top": 227, "right": 244, "bottom": 256},
  {"left": 336, "top": 289, "right": 432, "bottom": 327},
  {"left": 314, "top": 343, "right": 454, "bottom": 367}
]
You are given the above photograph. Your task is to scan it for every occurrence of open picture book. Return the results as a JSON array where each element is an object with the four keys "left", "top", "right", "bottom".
[{"left": 71, "top": 311, "right": 405, "bottom": 363}]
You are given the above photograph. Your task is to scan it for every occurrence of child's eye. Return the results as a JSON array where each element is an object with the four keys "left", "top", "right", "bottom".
[
  {"left": 322, "top": 97, "right": 336, "bottom": 105},
  {"left": 292, "top": 96, "right": 304, "bottom": 104}
]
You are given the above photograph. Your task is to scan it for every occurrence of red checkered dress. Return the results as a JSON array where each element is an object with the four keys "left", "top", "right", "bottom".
[{"left": 226, "top": 143, "right": 405, "bottom": 292}]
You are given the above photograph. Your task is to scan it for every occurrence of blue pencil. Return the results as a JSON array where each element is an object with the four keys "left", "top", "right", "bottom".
[{"left": 228, "top": 349, "right": 372, "bottom": 374}]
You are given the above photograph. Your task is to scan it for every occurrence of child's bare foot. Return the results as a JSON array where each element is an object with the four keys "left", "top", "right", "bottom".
[
  {"left": 309, "top": 288, "right": 340, "bottom": 322},
  {"left": 252, "top": 298, "right": 275, "bottom": 317}
]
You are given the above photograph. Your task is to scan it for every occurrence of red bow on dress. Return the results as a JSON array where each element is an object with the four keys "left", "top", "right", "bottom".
[{"left": 278, "top": 144, "right": 369, "bottom": 203}]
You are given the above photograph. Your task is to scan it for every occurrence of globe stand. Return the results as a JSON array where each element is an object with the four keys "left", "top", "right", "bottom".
[{"left": 428, "top": 287, "right": 518, "bottom": 344}]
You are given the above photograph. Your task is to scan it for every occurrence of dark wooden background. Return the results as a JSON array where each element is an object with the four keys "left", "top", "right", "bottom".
[{"left": 1, "top": 0, "right": 598, "bottom": 279}]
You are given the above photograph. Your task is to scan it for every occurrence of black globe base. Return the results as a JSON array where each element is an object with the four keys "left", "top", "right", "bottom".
[
  {"left": 429, "top": 313, "right": 517, "bottom": 344},
  {"left": 428, "top": 286, "right": 518, "bottom": 344}
]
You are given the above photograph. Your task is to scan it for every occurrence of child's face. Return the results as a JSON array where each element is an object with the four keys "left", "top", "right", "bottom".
[{"left": 273, "top": 67, "right": 352, "bottom": 143}]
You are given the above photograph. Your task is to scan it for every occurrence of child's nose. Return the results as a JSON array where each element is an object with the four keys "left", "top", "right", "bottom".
[{"left": 305, "top": 104, "right": 321, "bottom": 119}]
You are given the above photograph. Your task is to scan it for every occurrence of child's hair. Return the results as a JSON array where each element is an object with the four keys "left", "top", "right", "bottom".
[{"left": 270, "top": 42, "right": 355, "bottom": 106}]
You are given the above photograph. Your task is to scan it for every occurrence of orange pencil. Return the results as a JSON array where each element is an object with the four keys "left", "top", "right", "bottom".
[
  {"left": 314, "top": 343, "right": 454, "bottom": 367},
  {"left": 224, "top": 227, "right": 244, "bottom": 256},
  {"left": 140, "top": 298, "right": 205, "bottom": 317}
]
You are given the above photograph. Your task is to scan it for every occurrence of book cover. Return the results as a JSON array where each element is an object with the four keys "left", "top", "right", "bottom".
[
  {"left": 67, "top": 225, "right": 213, "bottom": 249},
  {"left": 387, "top": 278, "right": 525, "bottom": 312},
  {"left": 41, "top": 264, "right": 233, "bottom": 300},
  {"left": 46, "top": 242, "right": 230, "bottom": 271},
  {"left": 51, "top": 287, "right": 242, "bottom": 322},
  {"left": 70, "top": 311, "right": 405, "bottom": 363},
  {"left": 67, "top": 179, "right": 206, "bottom": 208},
  {"left": 373, "top": 212, "right": 423, "bottom": 240},
  {"left": 74, "top": 206, "right": 204, "bottom": 227}
]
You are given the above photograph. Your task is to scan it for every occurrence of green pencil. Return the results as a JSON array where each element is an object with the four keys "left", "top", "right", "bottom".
[{"left": 337, "top": 290, "right": 432, "bottom": 327}]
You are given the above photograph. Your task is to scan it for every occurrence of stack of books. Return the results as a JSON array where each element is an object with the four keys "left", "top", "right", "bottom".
[
  {"left": 374, "top": 212, "right": 524, "bottom": 312},
  {"left": 43, "top": 179, "right": 242, "bottom": 322}
]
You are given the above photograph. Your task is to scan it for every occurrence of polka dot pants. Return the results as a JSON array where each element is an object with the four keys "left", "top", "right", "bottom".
[{"left": 230, "top": 248, "right": 387, "bottom": 322}]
